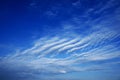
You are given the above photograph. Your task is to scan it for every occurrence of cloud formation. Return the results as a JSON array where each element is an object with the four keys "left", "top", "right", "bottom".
[
  {"left": 0, "top": 0, "right": 120, "bottom": 80},
  {"left": 1, "top": 23, "right": 120, "bottom": 79}
]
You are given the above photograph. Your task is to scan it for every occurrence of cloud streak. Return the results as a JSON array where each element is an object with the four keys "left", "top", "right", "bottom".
[
  {"left": 1, "top": 25, "right": 120, "bottom": 74},
  {"left": 0, "top": 0, "right": 120, "bottom": 80}
]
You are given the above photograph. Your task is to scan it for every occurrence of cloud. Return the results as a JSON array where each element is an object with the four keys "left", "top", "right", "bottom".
[
  {"left": 1, "top": 21, "right": 120, "bottom": 80},
  {"left": 1, "top": 0, "right": 120, "bottom": 80},
  {"left": 1, "top": 26, "right": 120, "bottom": 76},
  {"left": 0, "top": 29, "right": 120, "bottom": 80}
]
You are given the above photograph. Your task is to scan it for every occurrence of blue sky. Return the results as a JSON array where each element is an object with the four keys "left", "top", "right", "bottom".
[{"left": 0, "top": 0, "right": 120, "bottom": 80}]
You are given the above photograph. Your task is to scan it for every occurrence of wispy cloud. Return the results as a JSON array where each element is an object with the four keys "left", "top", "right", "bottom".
[
  {"left": 1, "top": 25, "right": 120, "bottom": 75},
  {"left": 0, "top": 0, "right": 120, "bottom": 80},
  {"left": 0, "top": 28, "right": 120, "bottom": 80}
]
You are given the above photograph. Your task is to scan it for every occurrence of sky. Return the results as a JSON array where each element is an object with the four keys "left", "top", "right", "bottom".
[{"left": 0, "top": 0, "right": 120, "bottom": 80}]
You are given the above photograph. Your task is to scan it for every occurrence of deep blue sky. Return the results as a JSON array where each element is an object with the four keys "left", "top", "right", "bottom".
[{"left": 0, "top": 0, "right": 120, "bottom": 80}]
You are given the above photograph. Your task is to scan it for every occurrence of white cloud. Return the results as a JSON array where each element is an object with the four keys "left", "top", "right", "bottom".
[
  {"left": 1, "top": 25, "right": 120, "bottom": 75},
  {"left": 32, "top": 38, "right": 68, "bottom": 54},
  {"left": 41, "top": 38, "right": 80, "bottom": 56},
  {"left": 59, "top": 70, "right": 67, "bottom": 74},
  {"left": 1, "top": 4, "right": 120, "bottom": 78},
  {"left": 0, "top": 1, "right": 120, "bottom": 80}
]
